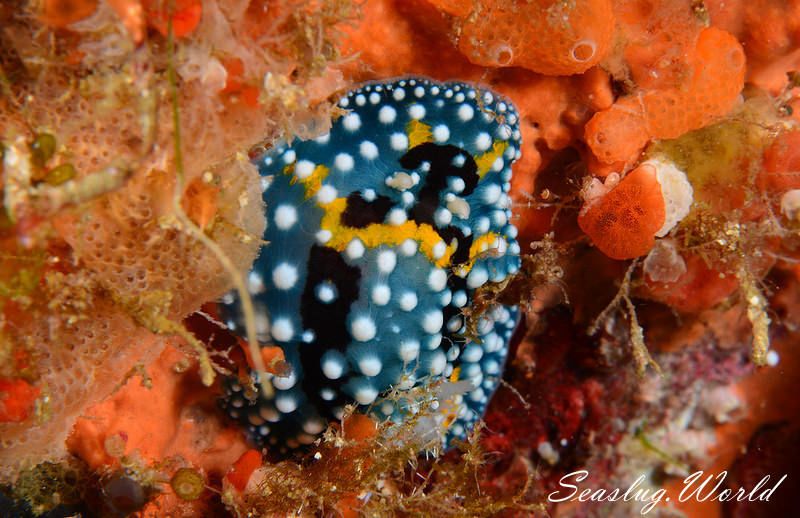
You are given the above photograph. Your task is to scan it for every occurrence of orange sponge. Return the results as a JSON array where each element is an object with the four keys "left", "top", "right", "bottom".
[
  {"left": 586, "top": 26, "right": 746, "bottom": 165},
  {"left": 427, "top": 0, "right": 615, "bottom": 75},
  {"left": 578, "top": 164, "right": 666, "bottom": 260}
]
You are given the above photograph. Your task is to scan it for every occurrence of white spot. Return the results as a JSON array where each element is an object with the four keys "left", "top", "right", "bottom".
[
  {"left": 475, "top": 132, "right": 492, "bottom": 151},
  {"left": 275, "top": 394, "right": 297, "bottom": 413},
  {"left": 388, "top": 208, "right": 408, "bottom": 226},
  {"left": 303, "top": 419, "right": 326, "bottom": 435},
  {"left": 342, "top": 112, "right": 362, "bottom": 131},
  {"left": 766, "top": 349, "right": 780, "bottom": 366},
  {"left": 427, "top": 333, "right": 442, "bottom": 349},
  {"left": 274, "top": 204, "right": 298, "bottom": 230},
  {"left": 363, "top": 189, "right": 377, "bottom": 201},
  {"left": 316, "top": 229, "right": 332, "bottom": 244},
  {"left": 461, "top": 345, "right": 483, "bottom": 363},
  {"left": 449, "top": 177, "right": 465, "bottom": 193},
  {"left": 399, "top": 340, "right": 420, "bottom": 362},
  {"left": 377, "top": 250, "right": 397, "bottom": 273},
  {"left": 452, "top": 154, "right": 466, "bottom": 168},
  {"left": 399, "top": 292, "right": 418, "bottom": 311},
  {"left": 369, "top": 92, "right": 381, "bottom": 104},
  {"left": 400, "top": 239, "right": 418, "bottom": 256},
  {"left": 414, "top": 86, "right": 425, "bottom": 97},
  {"left": 334, "top": 153, "right": 354, "bottom": 172},
  {"left": 254, "top": 312, "right": 269, "bottom": 337},
  {"left": 371, "top": 284, "right": 391, "bottom": 305},
  {"left": 379, "top": 105, "right": 397, "bottom": 124},
  {"left": 447, "top": 316, "right": 463, "bottom": 333},
  {"left": 355, "top": 94, "right": 366, "bottom": 106},
  {"left": 434, "top": 207, "right": 452, "bottom": 226},
  {"left": 316, "top": 184, "right": 338, "bottom": 204},
  {"left": 316, "top": 281, "right": 337, "bottom": 303},
  {"left": 432, "top": 240, "right": 447, "bottom": 259},
  {"left": 475, "top": 216, "right": 491, "bottom": 234},
  {"left": 497, "top": 124, "right": 512, "bottom": 140},
  {"left": 458, "top": 104, "right": 474, "bottom": 121},
  {"left": 428, "top": 351, "right": 446, "bottom": 375},
  {"left": 355, "top": 386, "right": 379, "bottom": 405},
  {"left": 320, "top": 388, "right": 336, "bottom": 401},
  {"left": 271, "top": 318, "right": 294, "bottom": 341},
  {"left": 428, "top": 268, "right": 447, "bottom": 292},
  {"left": 422, "top": 310, "right": 444, "bottom": 334},
  {"left": 272, "top": 263, "right": 299, "bottom": 290},
  {"left": 467, "top": 266, "right": 489, "bottom": 289},
  {"left": 492, "top": 157, "right": 505, "bottom": 172},
  {"left": 408, "top": 104, "right": 426, "bottom": 120},
  {"left": 315, "top": 133, "right": 330, "bottom": 144},
  {"left": 358, "top": 356, "right": 383, "bottom": 377},
  {"left": 273, "top": 370, "right": 297, "bottom": 390},
  {"left": 248, "top": 271, "right": 265, "bottom": 294},
  {"left": 295, "top": 159, "right": 315, "bottom": 179},
  {"left": 351, "top": 316, "right": 377, "bottom": 341},
  {"left": 483, "top": 183, "right": 502, "bottom": 204},
  {"left": 302, "top": 330, "right": 315, "bottom": 343},
  {"left": 321, "top": 353, "right": 345, "bottom": 380},
  {"left": 260, "top": 176, "right": 273, "bottom": 192},
  {"left": 346, "top": 238, "right": 365, "bottom": 259},
  {"left": 360, "top": 141, "right": 379, "bottom": 160},
  {"left": 455, "top": 92, "right": 465, "bottom": 103},
  {"left": 390, "top": 133, "right": 409, "bottom": 151},
  {"left": 432, "top": 124, "right": 451, "bottom": 142},
  {"left": 393, "top": 87, "right": 406, "bottom": 101},
  {"left": 283, "top": 150, "right": 297, "bottom": 164}
]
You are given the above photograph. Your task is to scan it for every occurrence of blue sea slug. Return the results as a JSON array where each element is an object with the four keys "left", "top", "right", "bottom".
[{"left": 219, "top": 77, "right": 522, "bottom": 451}]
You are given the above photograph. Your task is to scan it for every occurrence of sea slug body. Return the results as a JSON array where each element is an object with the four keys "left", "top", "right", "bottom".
[{"left": 219, "top": 78, "right": 522, "bottom": 451}]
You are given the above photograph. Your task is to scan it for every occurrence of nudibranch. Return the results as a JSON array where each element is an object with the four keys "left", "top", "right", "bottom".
[{"left": 219, "top": 78, "right": 522, "bottom": 451}]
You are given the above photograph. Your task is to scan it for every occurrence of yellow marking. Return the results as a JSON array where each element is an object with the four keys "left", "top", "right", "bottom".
[
  {"left": 319, "top": 197, "right": 456, "bottom": 267},
  {"left": 474, "top": 141, "right": 508, "bottom": 178},
  {"left": 287, "top": 163, "right": 330, "bottom": 199},
  {"left": 454, "top": 232, "right": 502, "bottom": 276},
  {"left": 449, "top": 366, "right": 461, "bottom": 383},
  {"left": 406, "top": 120, "right": 433, "bottom": 148}
]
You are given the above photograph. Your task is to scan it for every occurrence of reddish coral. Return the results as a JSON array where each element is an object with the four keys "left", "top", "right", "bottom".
[{"left": 578, "top": 164, "right": 666, "bottom": 260}]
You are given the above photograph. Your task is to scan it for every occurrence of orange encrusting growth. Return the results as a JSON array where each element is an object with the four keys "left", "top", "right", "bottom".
[
  {"left": 426, "top": 0, "right": 614, "bottom": 75},
  {"left": 586, "top": 26, "right": 746, "bottom": 165},
  {"left": 67, "top": 346, "right": 248, "bottom": 472},
  {"left": 578, "top": 165, "right": 666, "bottom": 260},
  {"left": 0, "top": 378, "right": 41, "bottom": 423}
]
